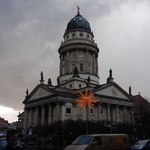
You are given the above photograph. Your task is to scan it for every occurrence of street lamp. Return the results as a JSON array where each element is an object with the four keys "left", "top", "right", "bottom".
[{"left": 75, "top": 88, "right": 100, "bottom": 134}]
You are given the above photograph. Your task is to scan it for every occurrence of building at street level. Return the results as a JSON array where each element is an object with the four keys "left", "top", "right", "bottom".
[{"left": 22, "top": 8, "right": 134, "bottom": 129}]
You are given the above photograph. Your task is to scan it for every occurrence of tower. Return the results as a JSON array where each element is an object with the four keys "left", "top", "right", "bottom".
[{"left": 58, "top": 7, "right": 99, "bottom": 88}]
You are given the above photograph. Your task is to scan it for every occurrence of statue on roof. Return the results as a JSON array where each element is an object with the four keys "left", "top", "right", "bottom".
[
  {"left": 48, "top": 78, "right": 52, "bottom": 85},
  {"left": 109, "top": 68, "right": 112, "bottom": 79},
  {"left": 40, "top": 71, "right": 44, "bottom": 81},
  {"left": 26, "top": 89, "right": 29, "bottom": 97},
  {"left": 87, "top": 76, "right": 91, "bottom": 83},
  {"left": 129, "top": 86, "right": 132, "bottom": 95},
  {"left": 72, "top": 67, "right": 80, "bottom": 78},
  {"left": 74, "top": 67, "right": 78, "bottom": 74},
  {"left": 76, "top": 4, "right": 80, "bottom": 14},
  {"left": 40, "top": 71, "right": 44, "bottom": 84}
]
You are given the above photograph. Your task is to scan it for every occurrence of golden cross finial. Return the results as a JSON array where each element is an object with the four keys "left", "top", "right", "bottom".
[{"left": 76, "top": 4, "right": 80, "bottom": 13}]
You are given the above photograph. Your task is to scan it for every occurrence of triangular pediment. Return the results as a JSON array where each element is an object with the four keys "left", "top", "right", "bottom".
[
  {"left": 95, "top": 83, "right": 130, "bottom": 100},
  {"left": 28, "top": 87, "right": 54, "bottom": 101}
]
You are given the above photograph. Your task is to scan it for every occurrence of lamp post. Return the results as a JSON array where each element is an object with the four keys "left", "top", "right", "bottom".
[
  {"left": 75, "top": 88, "right": 100, "bottom": 135},
  {"left": 86, "top": 105, "right": 89, "bottom": 134}
]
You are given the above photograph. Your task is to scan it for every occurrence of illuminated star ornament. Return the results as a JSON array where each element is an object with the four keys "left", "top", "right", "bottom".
[{"left": 75, "top": 88, "right": 100, "bottom": 111}]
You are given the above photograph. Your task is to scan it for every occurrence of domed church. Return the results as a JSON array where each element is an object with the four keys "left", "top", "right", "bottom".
[{"left": 22, "top": 7, "right": 133, "bottom": 129}]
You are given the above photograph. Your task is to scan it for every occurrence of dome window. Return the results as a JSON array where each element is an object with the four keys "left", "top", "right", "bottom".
[
  {"left": 87, "top": 34, "right": 89, "bottom": 38},
  {"left": 80, "top": 33, "right": 83, "bottom": 37},
  {"left": 72, "top": 33, "right": 76, "bottom": 37},
  {"left": 67, "top": 35, "right": 69, "bottom": 38},
  {"left": 79, "top": 84, "right": 81, "bottom": 88}
]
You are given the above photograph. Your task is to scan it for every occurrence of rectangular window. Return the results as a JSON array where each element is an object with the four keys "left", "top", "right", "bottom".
[
  {"left": 91, "top": 109, "right": 94, "bottom": 114},
  {"left": 66, "top": 108, "right": 71, "bottom": 114},
  {"left": 80, "top": 63, "right": 83, "bottom": 71},
  {"left": 101, "top": 108, "right": 103, "bottom": 114}
]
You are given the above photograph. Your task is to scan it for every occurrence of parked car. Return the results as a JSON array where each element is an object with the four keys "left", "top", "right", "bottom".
[
  {"left": 64, "top": 134, "right": 130, "bottom": 150},
  {"left": 0, "top": 138, "right": 24, "bottom": 150},
  {"left": 131, "top": 139, "right": 150, "bottom": 150}
]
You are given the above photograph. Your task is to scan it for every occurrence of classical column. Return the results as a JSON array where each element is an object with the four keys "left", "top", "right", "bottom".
[
  {"left": 41, "top": 106, "right": 45, "bottom": 125},
  {"left": 60, "top": 54, "right": 62, "bottom": 75},
  {"left": 66, "top": 51, "right": 70, "bottom": 73},
  {"left": 123, "top": 106, "right": 127, "bottom": 123},
  {"left": 61, "top": 102, "right": 65, "bottom": 121},
  {"left": 76, "top": 49, "right": 78, "bottom": 69},
  {"left": 96, "top": 55, "right": 98, "bottom": 75},
  {"left": 34, "top": 107, "right": 38, "bottom": 126},
  {"left": 112, "top": 105, "right": 116, "bottom": 122},
  {"left": 107, "top": 104, "right": 110, "bottom": 121},
  {"left": 85, "top": 50, "right": 88, "bottom": 73},
  {"left": 98, "top": 103, "right": 101, "bottom": 121},
  {"left": 48, "top": 104, "right": 52, "bottom": 125},
  {"left": 72, "top": 103, "right": 76, "bottom": 121},
  {"left": 26, "top": 109, "right": 30, "bottom": 127},
  {"left": 93, "top": 53, "right": 96, "bottom": 74},
  {"left": 56, "top": 102, "right": 60, "bottom": 121},
  {"left": 116, "top": 106, "right": 119, "bottom": 123},
  {"left": 29, "top": 109, "right": 33, "bottom": 126},
  {"left": 131, "top": 108, "right": 134, "bottom": 124},
  {"left": 24, "top": 110, "right": 28, "bottom": 128}
]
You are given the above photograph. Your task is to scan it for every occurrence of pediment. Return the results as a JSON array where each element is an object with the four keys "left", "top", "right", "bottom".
[
  {"left": 95, "top": 84, "right": 129, "bottom": 100},
  {"left": 28, "top": 87, "right": 53, "bottom": 101}
]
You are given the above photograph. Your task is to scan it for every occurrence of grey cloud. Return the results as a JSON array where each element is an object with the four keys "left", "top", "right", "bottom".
[{"left": 0, "top": 0, "right": 150, "bottom": 111}]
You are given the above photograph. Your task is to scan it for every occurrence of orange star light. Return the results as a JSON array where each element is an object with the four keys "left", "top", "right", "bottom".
[{"left": 75, "top": 88, "right": 100, "bottom": 111}]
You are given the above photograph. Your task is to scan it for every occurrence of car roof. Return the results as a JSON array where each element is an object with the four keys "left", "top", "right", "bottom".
[
  {"left": 138, "top": 139, "right": 150, "bottom": 142},
  {"left": 0, "top": 138, "right": 6, "bottom": 140},
  {"left": 80, "top": 134, "right": 127, "bottom": 137}
]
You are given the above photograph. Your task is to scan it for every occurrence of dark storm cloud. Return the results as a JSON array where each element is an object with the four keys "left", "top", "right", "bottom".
[{"left": 0, "top": 0, "right": 150, "bottom": 121}]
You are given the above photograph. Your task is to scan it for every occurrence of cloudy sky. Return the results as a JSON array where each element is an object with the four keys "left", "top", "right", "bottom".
[{"left": 0, "top": 0, "right": 150, "bottom": 123}]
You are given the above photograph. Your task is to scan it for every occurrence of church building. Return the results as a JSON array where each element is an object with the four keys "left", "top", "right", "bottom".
[{"left": 22, "top": 8, "right": 134, "bottom": 129}]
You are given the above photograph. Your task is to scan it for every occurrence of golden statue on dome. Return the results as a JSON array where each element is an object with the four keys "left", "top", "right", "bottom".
[{"left": 76, "top": 4, "right": 80, "bottom": 13}]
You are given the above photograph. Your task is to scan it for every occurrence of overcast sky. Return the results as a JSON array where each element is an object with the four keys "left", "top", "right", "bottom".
[{"left": 0, "top": 0, "right": 150, "bottom": 123}]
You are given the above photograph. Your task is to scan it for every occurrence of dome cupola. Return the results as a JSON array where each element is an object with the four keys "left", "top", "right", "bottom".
[
  {"left": 66, "top": 13, "right": 91, "bottom": 32},
  {"left": 65, "top": 6, "right": 91, "bottom": 33}
]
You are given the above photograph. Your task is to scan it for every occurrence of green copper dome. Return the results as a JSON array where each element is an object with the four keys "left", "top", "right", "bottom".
[{"left": 66, "top": 12, "right": 91, "bottom": 32}]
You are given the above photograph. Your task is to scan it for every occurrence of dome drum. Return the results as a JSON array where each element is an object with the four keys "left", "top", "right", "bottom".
[{"left": 58, "top": 42, "right": 99, "bottom": 54}]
